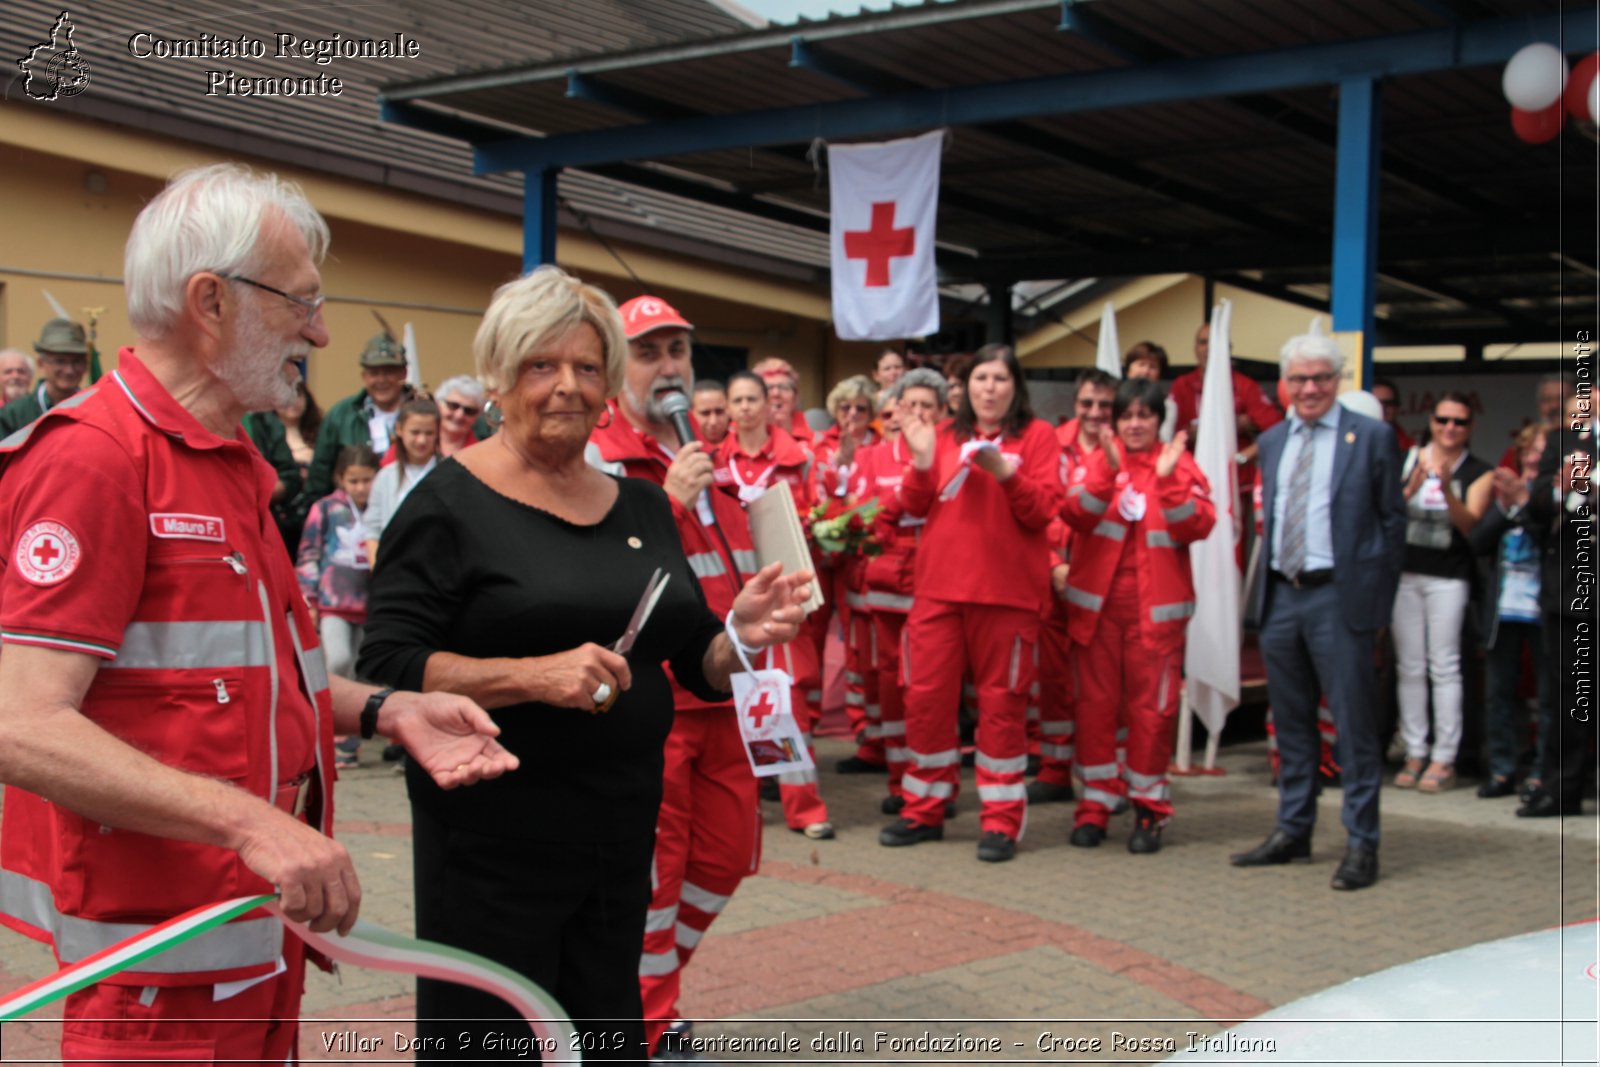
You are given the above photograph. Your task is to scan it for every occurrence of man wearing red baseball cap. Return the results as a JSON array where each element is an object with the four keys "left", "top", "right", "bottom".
[{"left": 587, "top": 294, "right": 764, "bottom": 1061}]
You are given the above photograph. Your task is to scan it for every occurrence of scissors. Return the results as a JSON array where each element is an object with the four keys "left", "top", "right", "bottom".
[{"left": 597, "top": 568, "right": 670, "bottom": 711}]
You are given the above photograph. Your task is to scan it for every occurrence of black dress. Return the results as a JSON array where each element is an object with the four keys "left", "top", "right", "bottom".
[{"left": 359, "top": 460, "right": 726, "bottom": 1064}]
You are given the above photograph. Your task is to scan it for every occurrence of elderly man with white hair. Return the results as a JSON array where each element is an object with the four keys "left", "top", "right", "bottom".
[
  {"left": 1230, "top": 325, "right": 1404, "bottom": 891},
  {"left": 0, "top": 348, "right": 34, "bottom": 403},
  {"left": 0, "top": 163, "right": 516, "bottom": 1062}
]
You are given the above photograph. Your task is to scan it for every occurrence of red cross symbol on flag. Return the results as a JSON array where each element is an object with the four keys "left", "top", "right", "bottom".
[
  {"left": 747, "top": 689, "right": 778, "bottom": 728},
  {"left": 843, "top": 202, "right": 915, "bottom": 288},
  {"left": 827, "top": 129, "right": 943, "bottom": 341}
]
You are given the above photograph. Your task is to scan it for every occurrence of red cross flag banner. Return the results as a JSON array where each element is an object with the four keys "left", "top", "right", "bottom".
[{"left": 828, "top": 129, "right": 943, "bottom": 341}]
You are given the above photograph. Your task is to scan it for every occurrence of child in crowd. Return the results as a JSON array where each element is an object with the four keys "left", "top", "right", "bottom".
[
  {"left": 364, "top": 398, "right": 440, "bottom": 561},
  {"left": 297, "top": 444, "right": 379, "bottom": 768}
]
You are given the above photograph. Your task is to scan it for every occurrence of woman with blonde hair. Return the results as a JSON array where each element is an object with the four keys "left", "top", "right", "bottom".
[{"left": 360, "top": 265, "right": 813, "bottom": 1061}]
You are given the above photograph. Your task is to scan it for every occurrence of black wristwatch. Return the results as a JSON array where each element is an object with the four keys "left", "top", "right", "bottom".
[{"left": 360, "top": 687, "right": 395, "bottom": 740}]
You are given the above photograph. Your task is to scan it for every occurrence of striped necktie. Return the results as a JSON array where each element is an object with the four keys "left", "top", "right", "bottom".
[{"left": 1279, "top": 422, "right": 1317, "bottom": 580}]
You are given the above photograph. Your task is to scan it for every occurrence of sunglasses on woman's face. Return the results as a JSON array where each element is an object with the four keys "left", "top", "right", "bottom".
[
  {"left": 443, "top": 399, "right": 482, "bottom": 418},
  {"left": 1432, "top": 415, "right": 1471, "bottom": 428}
]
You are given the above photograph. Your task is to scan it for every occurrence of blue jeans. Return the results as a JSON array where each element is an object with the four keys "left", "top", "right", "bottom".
[{"left": 1483, "top": 620, "right": 1546, "bottom": 781}]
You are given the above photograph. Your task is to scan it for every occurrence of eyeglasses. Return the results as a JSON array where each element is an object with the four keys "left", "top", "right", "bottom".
[
  {"left": 442, "top": 399, "right": 482, "bottom": 418},
  {"left": 838, "top": 402, "right": 871, "bottom": 414},
  {"left": 1285, "top": 372, "right": 1337, "bottom": 388},
  {"left": 1076, "top": 398, "right": 1113, "bottom": 410},
  {"left": 39, "top": 353, "right": 88, "bottom": 367},
  {"left": 1432, "top": 414, "right": 1471, "bottom": 428},
  {"left": 225, "top": 275, "right": 325, "bottom": 319}
]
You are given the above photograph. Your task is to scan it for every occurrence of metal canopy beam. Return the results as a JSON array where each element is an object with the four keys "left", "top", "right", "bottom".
[{"left": 461, "top": 10, "right": 1585, "bottom": 174}]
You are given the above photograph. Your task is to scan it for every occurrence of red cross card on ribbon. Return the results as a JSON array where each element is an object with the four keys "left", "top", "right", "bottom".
[
  {"left": 731, "top": 667, "right": 813, "bottom": 778},
  {"left": 828, "top": 129, "right": 943, "bottom": 341}
]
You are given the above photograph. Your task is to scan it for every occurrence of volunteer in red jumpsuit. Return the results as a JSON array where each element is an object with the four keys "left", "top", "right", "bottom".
[
  {"left": 1031, "top": 369, "right": 1117, "bottom": 804},
  {"left": 715, "top": 370, "right": 833, "bottom": 839},
  {"left": 849, "top": 368, "right": 947, "bottom": 812},
  {"left": 813, "top": 375, "right": 881, "bottom": 769},
  {"left": 880, "top": 344, "right": 1063, "bottom": 863},
  {"left": 0, "top": 163, "right": 512, "bottom": 1064},
  {"left": 587, "top": 296, "right": 764, "bottom": 1058},
  {"left": 1061, "top": 378, "right": 1216, "bottom": 853}
]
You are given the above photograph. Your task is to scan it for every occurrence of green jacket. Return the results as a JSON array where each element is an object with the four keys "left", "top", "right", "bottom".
[
  {"left": 0, "top": 385, "right": 57, "bottom": 440},
  {"left": 242, "top": 411, "right": 301, "bottom": 502},
  {"left": 306, "top": 390, "right": 386, "bottom": 500}
]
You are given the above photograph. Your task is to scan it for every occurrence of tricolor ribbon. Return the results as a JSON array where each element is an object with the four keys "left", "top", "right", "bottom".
[{"left": 0, "top": 895, "right": 577, "bottom": 1059}]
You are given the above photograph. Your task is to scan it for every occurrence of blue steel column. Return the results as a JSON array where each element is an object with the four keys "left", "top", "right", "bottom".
[
  {"left": 1331, "top": 77, "right": 1380, "bottom": 387},
  {"left": 523, "top": 166, "right": 560, "bottom": 271}
]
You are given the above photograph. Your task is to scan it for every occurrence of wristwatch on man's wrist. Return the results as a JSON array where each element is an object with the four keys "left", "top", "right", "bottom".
[{"left": 360, "top": 687, "right": 395, "bottom": 740}]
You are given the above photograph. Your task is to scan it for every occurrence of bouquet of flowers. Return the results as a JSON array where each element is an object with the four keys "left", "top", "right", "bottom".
[{"left": 809, "top": 498, "right": 884, "bottom": 557}]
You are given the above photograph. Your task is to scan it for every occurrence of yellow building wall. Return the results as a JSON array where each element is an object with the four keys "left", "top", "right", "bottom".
[
  {"left": 1019, "top": 275, "right": 1324, "bottom": 372},
  {"left": 0, "top": 108, "right": 840, "bottom": 407}
]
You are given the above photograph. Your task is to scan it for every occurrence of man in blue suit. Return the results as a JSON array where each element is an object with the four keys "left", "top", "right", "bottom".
[{"left": 1231, "top": 326, "right": 1405, "bottom": 891}]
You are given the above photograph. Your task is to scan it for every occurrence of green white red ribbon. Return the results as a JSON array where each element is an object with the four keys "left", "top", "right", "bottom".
[{"left": 0, "top": 895, "right": 577, "bottom": 1058}]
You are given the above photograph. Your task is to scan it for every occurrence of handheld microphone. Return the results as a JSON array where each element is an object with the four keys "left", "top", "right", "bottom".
[{"left": 660, "top": 391, "right": 697, "bottom": 447}]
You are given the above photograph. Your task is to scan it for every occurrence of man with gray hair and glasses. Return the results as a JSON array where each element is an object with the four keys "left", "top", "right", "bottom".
[
  {"left": 1230, "top": 324, "right": 1404, "bottom": 891},
  {"left": 0, "top": 163, "right": 515, "bottom": 1061}
]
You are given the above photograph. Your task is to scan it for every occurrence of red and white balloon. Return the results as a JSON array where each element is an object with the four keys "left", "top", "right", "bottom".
[{"left": 1503, "top": 44, "right": 1598, "bottom": 144}]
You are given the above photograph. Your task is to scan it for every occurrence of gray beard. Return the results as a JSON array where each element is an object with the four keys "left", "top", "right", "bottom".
[
  {"left": 221, "top": 302, "right": 302, "bottom": 412},
  {"left": 625, "top": 374, "right": 692, "bottom": 424}
]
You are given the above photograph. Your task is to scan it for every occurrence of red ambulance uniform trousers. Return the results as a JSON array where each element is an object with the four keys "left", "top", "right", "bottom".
[
  {"left": 62, "top": 930, "right": 307, "bottom": 1065},
  {"left": 873, "top": 609, "right": 911, "bottom": 797},
  {"left": 845, "top": 601, "right": 887, "bottom": 767},
  {"left": 641, "top": 708, "right": 761, "bottom": 1053},
  {"left": 1072, "top": 568, "right": 1183, "bottom": 829},
  {"left": 902, "top": 597, "right": 1038, "bottom": 838},
  {"left": 772, "top": 641, "right": 829, "bottom": 829}
]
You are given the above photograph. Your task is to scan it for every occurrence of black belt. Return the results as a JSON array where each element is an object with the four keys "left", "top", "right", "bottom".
[{"left": 1271, "top": 568, "right": 1335, "bottom": 589}]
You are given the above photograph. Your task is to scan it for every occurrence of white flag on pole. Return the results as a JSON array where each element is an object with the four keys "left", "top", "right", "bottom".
[
  {"left": 828, "top": 130, "right": 942, "bottom": 341},
  {"left": 403, "top": 322, "right": 422, "bottom": 389},
  {"left": 1184, "top": 299, "right": 1241, "bottom": 736},
  {"left": 1096, "top": 301, "right": 1122, "bottom": 378}
]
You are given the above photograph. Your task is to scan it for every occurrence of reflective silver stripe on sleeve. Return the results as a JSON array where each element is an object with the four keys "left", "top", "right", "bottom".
[
  {"left": 0, "top": 868, "right": 282, "bottom": 972},
  {"left": 686, "top": 552, "right": 727, "bottom": 579},
  {"left": 910, "top": 747, "right": 961, "bottom": 769},
  {"left": 1162, "top": 500, "right": 1197, "bottom": 523},
  {"left": 1151, "top": 600, "right": 1196, "bottom": 623},
  {"left": 844, "top": 591, "right": 869, "bottom": 610},
  {"left": 1064, "top": 586, "right": 1104, "bottom": 612},
  {"left": 1093, "top": 520, "right": 1126, "bottom": 541},
  {"left": 106, "top": 621, "right": 271, "bottom": 670},
  {"left": 1146, "top": 530, "right": 1176, "bottom": 549},
  {"left": 1071, "top": 486, "right": 1109, "bottom": 514},
  {"left": 731, "top": 549, "right": 760, "bottom": 575}
]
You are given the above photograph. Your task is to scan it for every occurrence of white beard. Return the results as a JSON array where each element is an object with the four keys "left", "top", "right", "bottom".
[{"left": 221, "top": 299, "right": 303, "bottom": 412}]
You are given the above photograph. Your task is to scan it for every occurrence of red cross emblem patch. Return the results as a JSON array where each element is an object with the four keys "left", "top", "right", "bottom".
[{"left": 16, "top": 520, "right": 82, "bottom": 586}]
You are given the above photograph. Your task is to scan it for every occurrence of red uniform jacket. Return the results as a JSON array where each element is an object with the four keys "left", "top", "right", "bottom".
[
  {"left": 713, "top": 425, "right": 816, "bottom": 514},
  {"left": 1061, "top": 446, "right": 1217, "bottom": 654},
  {"left": 900, "top": 418, "right": 1063, "bottom": 614},
  {"left": 587, "top": 403, "right": 759, "bottom": 712},
  {"left": 0, "top": 351, "right": 333, "bottom": 986},
  {"left": 850, "top": 436, "right": 921, "bottom": 613}
]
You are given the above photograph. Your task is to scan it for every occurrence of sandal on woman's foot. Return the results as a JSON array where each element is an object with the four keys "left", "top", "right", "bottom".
[
  {"left": 1417, "top": 762, "right": 1455, "bottom": 793},
  {"left": 1394, "top": 758, "right": 1424, "bottom": 789}
]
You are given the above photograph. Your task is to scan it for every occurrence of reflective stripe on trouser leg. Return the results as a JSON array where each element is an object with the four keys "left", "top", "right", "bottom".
[
  {"left": 875, "top": 609, "right": 911, "bottom": 795},
  {"left": 1034, "top": 614, "right": 1076, "bottom": 786},
  {"left": 778, "top": 707, "right": 828, "bottom": 828},
  {"left": 850, "top": 610, "right": 887, "bottom": 764},
  {"left": 900, "top": 597, "right": 968, "bottom": 826},
  {"left": 1123, "top": 649, "right": 1182, "bottom": 819},
  {"left": 1070, "top": 610, "right": 1131, "bottom": 829},
  {"left": 970, "top": 610, "right": 1038, "bottom": 840}
]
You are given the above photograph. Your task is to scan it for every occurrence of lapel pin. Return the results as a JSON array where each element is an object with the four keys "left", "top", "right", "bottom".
[
  {"left": 627, "top": 536, "right": 643, "bottom": 549},
  {"left": 1345, "top": 431, "right": 1356, "bottom": 444}
]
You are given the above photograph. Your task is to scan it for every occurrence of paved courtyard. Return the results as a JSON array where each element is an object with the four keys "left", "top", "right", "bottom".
[{"left": 2, "top": 737, "right": 1595, "bottom": 1064}]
